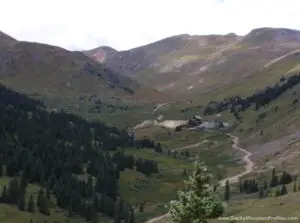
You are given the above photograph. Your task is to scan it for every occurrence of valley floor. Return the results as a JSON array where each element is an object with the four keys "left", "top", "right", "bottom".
[{"left": 135, "top": 95, "right": 300, "bottom": 222}]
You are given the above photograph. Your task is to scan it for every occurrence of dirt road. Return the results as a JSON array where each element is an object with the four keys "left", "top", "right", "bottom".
[
  {"left": 219, "top": 133, "right": 254, "bottom": 186},
  {"left": 145, "top": 133, "right": 254, "bottom": 223}
]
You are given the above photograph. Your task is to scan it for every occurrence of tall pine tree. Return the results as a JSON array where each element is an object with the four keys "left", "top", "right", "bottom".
[
  {"left": 37, "top": 188, "right": 50, "bottom": 216},
  {"left": 168, "top": 157, "right": 224, "bottom": 223},
  {"left": 17, "top": 188, "right": 26, "bottom": 211},
  {"left": 27, "top": 193, "right": 35, "bottom": 213}
]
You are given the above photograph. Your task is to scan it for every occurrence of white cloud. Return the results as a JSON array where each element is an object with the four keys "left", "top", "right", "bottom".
[{"left": 0, "top": 0, "right": 299, "bottom": 51}]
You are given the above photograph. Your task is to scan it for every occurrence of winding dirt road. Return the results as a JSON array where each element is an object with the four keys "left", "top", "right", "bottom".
[
  {"left": 144, "top": 133, "right": 254, "bottom": 223},
  {"left": 219, "top": 133, "right": 254, "bottom": 187}
]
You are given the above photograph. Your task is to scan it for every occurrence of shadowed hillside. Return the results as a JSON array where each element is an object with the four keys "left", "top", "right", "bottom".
[
  {"left": 0, "top": 83, "right": 165, "bottom": 223},
  {"left": 0, "top": 31, "right": 170, "bottom": 124}
]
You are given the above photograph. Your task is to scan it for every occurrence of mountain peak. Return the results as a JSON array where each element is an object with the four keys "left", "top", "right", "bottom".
[
  {"left": 243, "top": 27, "right": 300, "bottom": 44},
  {"left": 89, "top": 45, "right": 118, "bottom": 53},
  {"left": 0, "top": 31, "right": 17, "bottom": 47},
  {"left": 84, "top": 46, "right": 118, "bottom": 63}
]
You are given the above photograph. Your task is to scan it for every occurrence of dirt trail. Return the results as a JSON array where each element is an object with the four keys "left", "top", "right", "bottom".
[
  {"left": 175, "top": 142, "right": 203, "bottom": 151},
  {"left": 144, "top": 134, "right": 254, "bottom": 223},
  {"left": 153, "top": 103, "right": 169, "bottom": 113},
  {"left": 263, "top": 48, "right": 300, "bottom": 68},
  {"left": 219, "top": 133, "right": 254, "bottom": 186}
]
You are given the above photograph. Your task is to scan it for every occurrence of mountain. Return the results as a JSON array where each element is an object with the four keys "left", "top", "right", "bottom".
[
  {"left": 83, "top": 46, "right": 117, "bottom": 63},
  {"left": 0, "top": 31, "right": 169, "bottom": 121},
  {"left": 87, "top": 33, "right": 240, "bottom": 75},
  {"left": 87, "top": 27, "right": 300, "bottom": 98},
  {"left": 0, "top": 31, "right": 17, "bottom": 48}
]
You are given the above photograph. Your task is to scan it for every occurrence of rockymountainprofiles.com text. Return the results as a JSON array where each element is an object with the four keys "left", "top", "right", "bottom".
[{"left": 218, "top": 216, "right": 299, "bottom": 221}]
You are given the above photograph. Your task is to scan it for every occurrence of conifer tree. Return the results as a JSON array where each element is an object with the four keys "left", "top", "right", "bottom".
[
  {"left": 114, "top": 198, "right": 122, "bottom": 223},
  {"left": 37, "top": 188, "right": 44, "bottom": 208},
  {"left": 224, "top": 180, "right": 230, "bottom": 202},
  {"left": 263, "top": 180, "right": 268, "bottom": 190},
  {"left": 129, "top": 205, "right": 135, "bottom": 223},
  {"left": 0, "top": 165, "right": 4, "bottom": 177},
  {"left": 167, "top": 150, "right": 171, "bottom": 156},
  {"left": 93, "top": 194, "right": 99, "bottom": 211},
  {"left": 1, "top": 185, "right": 9, "bottom": 203},
  {"left": 139, "top": 202, "right": 144, "bottom": 213},
  {"left": 168, "top": 157, "right": 224, "bottom": 223},
  {"left": 270, "top": 174, "right": 279, "bottom": 188},
  {"left": 18, "top": 188, "right": 26, "bottom": 211},
  {"left": 87, "top": 176, "right": 94, "bottom": 198},
  {"left": 27, "top": 193, "right": 35, "bottom": 213},
  {"left": 183, "top": 169, "right": 187, "bottom": 177},
  {"left": 8, "top": 178, "right": 20, "bottom": 204},
  {"left": 280, "top": 184, "right": 288, "bottom": 196},
  {"left": 41, "top": 197, "right": 51, "bottom": 216},
  {"left": 46, "top": 186, "right": 51, "bottom": 201},
  {"left": 258, "top": 186, "right": 264, "bottom": 199},
  {"left": 213, "top": 184, "right": 217, "bottom": 192},
  {"left": 275, "top": 188, "right": 281, "bottom": 197},
  {"left": 239, "top": 180, "right": 243, "bottom": 193},
  {"left": 270, "top": 168, "right": 279, "bottom": 188},
  {"left": 37, "top": 188, "right": 50, "bottom": 215},
  {"left": 19, "top": 171, "right": 27, "bottom": 191},
  {"left": 279, "top": 171, "right": 293, "bottom": 185}
]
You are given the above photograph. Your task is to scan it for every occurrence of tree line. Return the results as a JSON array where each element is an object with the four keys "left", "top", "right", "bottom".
[
  {"left": 223, "top": 168, "right": 295, "bottom": 202},
  {"left": 203, "top": 73, "right": 300, "bottom": 116}
]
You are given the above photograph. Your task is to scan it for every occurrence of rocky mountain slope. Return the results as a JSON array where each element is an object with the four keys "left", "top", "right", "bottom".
[
  {"left": 87, "top": 28, "right": 300, "bottom": 98},
  {"left": 83, "top": 46, "right": 117, "bottom": 63},
  {"left": 0, "top": 31, "right": 169, "bottom": 119},
  {"left": 0, "top": 31, "right": 17, "bottom": 47}
]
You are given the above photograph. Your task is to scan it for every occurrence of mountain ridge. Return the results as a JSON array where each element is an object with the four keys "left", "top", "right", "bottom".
[
  {"left": 85, "top": 27, "right": 300, "bottom": 98},
  {"left": 0, "top": 30, "right": 170, "bottom": 123}
]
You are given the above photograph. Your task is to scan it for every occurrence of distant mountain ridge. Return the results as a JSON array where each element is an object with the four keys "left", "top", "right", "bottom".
[
  {"left": 86, "top": 33, "right": 241, "bottom": 75},
  {"left": 86, "top": 27, "right": 300, "bottom": 98}
]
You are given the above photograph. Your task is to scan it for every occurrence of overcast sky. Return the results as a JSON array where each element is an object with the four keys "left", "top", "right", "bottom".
[{"left": 0, "top": 0, "right": 299, "bottom": 51}]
